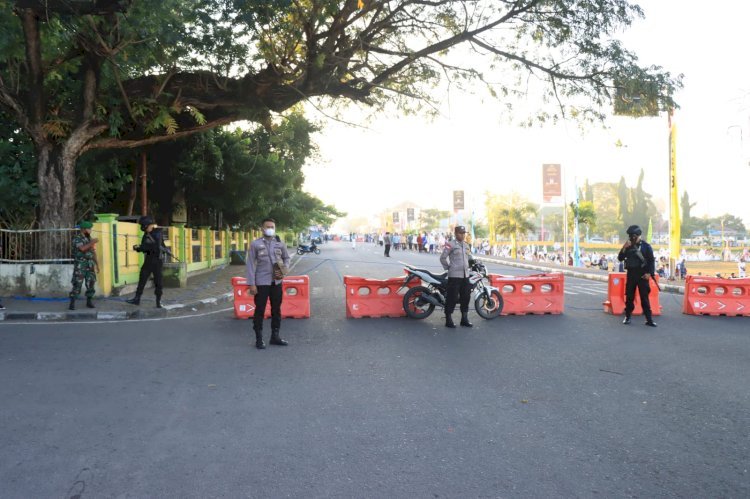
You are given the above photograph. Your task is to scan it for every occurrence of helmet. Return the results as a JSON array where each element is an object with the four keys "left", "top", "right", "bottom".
[
  {"left": 137, "top": 215, "right": 154, "bottom": 229},
  {"left": 626, "top": 225, "right": 642, "bottom": 236}
]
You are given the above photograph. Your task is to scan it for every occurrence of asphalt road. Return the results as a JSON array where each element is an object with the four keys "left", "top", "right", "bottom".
[{"left": 1, "top": 242, "right": 748, "bottom": 498}]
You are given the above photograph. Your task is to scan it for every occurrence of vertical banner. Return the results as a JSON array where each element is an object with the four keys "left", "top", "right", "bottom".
[
  {"left": 453, "top": 190, "right": 464, "bottom": 211},
  {"left": 669, "top": 113, "right": 681, "bottom": 265},
  {"left": 393, "top": 212, "right": 400, "bottom": 224},
  {"left": 407, "top": 208, "right": 415, "bottom": 222},
  {"left": 542, "top": 164, "right": 562, "bottom": 203},
  {"left": 573, "top": 178, "right": 580, "bottom": 267}
]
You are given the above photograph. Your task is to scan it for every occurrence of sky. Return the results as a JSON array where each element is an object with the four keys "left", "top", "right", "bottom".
[{"left": 301, "top": 1, "right": 750, "bottom": 231}]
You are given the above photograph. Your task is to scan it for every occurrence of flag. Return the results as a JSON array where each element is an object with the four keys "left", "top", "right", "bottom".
[
  {"left": 470, "top": 210, "right": 476, "bottom": 244},
  {"left": 647, "top": 217, "right": 653, "bottom": 244},
  {"left": 669, "top": 112, "right": 681, "bottom": 264}
]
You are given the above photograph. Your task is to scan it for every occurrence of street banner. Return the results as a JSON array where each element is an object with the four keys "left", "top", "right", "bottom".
[
  {"left": 407, "top": 208, "right": 415, "bottom": 222},
  {"left": 669, "top": 114, "right": 681, "bottom": 263},
  {"left": 453, "top": 190, "right": 464, "bottom": 211},
  {"left": 393, "top": 211, "right": 400, "bottom": 223},
  {"left": 542, "top": 164, "right": 562, "bottom": 202}
]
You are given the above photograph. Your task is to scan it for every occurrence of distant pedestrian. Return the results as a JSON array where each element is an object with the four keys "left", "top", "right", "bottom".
[
  {"left": 384, "top": 232, "right": 392, "bottom": 257},
  {"left": 351, "top": 235, "right": 357, "bottom": 250},
  {"left": 246, "top": 217, "right": 290, "bottom": 349},
  {"left": 69, "top": 221, "right": 99, "bottom": 310},
  {"left": 738, "top": 259, "right": 746, "bottom": 278}
]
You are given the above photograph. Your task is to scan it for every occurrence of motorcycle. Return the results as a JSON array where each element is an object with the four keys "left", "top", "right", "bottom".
[
  {"left": 401, "top": 260, "right": 503, "bottom": 320},
  {"left": 296, "top": 242, "right": 321, "bottom": 255}
]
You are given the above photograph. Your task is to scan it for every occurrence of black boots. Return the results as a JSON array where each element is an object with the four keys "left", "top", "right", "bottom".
[
  {"left": 126, "top": 295, "right": 141, "bottom": 305},
  {"left": 254, "top": 329, "right": 266, "bottom": 349},
  {"left": 86, "top": 297, "right": 95, "bottom": 309},
  {"left": 269, "top": 329, "right": 288, "bottom": 346},
  {"left": 156, "top": 296, "right": 163, "bottom": 309},
  {"left": 622, "top": 316, "right": 631, "bottom": 325},
  {"left": 460, "top": 313, "right": 473, "bottom": 328},
  {"left": 445, "top": 315, "right": 456, "bottom": 328},
  {"left": 68, "top": 297, "right": 75, "bottom": 310},
  {"left": 645, "top": 319, "right": 657, "bottom": 327}
]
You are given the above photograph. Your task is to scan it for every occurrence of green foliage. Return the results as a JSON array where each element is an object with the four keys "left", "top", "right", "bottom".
[
  {"left": 0, "top": 112, "right": 37, "bottom": 227},
  {"left": 419, "top": 209, "right": 450, "bottom": 231}
]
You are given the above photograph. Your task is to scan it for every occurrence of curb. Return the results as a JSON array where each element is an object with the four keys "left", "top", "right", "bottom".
[
  {"left": 0, "top": 292, "right": 234, "bottom": 322},
  {"left": 476, "top": 256, "right": 686, "bottom": 294}
]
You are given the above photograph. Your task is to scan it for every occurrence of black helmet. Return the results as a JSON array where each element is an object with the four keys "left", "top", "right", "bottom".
[
  {"left": 137, "top": 215, "right": 154, "bottom": 228},
  {"left": 626, "top": 225, "right": 642, "bottom": 236}
]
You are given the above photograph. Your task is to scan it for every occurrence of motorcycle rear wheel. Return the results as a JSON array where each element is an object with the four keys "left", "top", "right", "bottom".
[
  {"left": 475, "top": 290, "right": 503, "bottom": 319},
  {"left": 403, "top": 286, "right": 436, "bottom": 319},
  {"left": 296, "top": 248, "right": 304, "bottom": 255},
  {"left": 314, "top": 248, "right": 321, "bottom": 255}
]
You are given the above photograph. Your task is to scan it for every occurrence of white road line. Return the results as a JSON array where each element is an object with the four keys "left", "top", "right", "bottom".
[{"left": 0, "top": 307, "right": 235, "bottom": 327}]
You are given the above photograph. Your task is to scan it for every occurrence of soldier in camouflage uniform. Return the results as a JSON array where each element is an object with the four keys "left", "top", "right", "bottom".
[{"left": 69, "top": 221, "right": 99, "bottom": 310}]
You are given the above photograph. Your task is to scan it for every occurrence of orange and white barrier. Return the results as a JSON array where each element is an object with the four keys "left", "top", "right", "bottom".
[
  {"left": 344, "top": 276, "right": 419, "bottom": 318},
  {"left": 488, "top": 273, "right": 565, "bottom": 315},
  {"left": 682, "top": 275, "right": 750, "bottom": 316},
  {"left": 603, "top": 272, "right": 662, "bottom": 316},
  {"left": 232, "top": 276, "right": 311, "bottom": 319}
]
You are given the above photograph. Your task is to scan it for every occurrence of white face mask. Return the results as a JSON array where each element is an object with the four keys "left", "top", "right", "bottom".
[{"left": 263, "top": 228, "right": 276, "bottom": 237}]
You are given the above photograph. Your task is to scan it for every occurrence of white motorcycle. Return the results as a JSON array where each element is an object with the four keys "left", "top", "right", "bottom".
[{"left": 401, "top": 260, "right": 503, "bottom": 320}]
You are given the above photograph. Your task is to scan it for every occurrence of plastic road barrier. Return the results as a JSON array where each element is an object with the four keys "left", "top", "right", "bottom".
[
  {"left": 232, "top": 276, "right": 311, "bottom": 319},
  {"left": 682, "top": 275, "right": 750, "bottom": 316},
  {"left": 344, "top": 276, "right": 419, "bottom": 318},
  {"left": 603, "top": 272, "right": 661, "bottom": 316},
  {"left": 488, "top": 273, "right": 565, "bottom": 315}
]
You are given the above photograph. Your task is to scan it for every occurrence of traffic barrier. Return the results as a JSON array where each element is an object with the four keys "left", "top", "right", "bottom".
[
  {"left": 602, "top": 272, "right": 662, "bottom": 316},
  {"left": 682, "top": 275, "right": 750, "bottom": 316},
  {"left": 488, "top": 273, "right": 565, "bottom": 315},
  {"left": 344, "top": 276, "right": 419, "bottom": 318},
  {"left": 232, "top": 275, "right": 311, "bottom": 319}
]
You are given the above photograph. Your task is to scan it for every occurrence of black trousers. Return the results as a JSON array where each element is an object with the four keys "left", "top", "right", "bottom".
[
  {"left": 384, "top": 244, "right": 391, "bottom": 257},
  {"left": 625, "top": 271, "right": 652, "bottom": 320},
  {"left": 253, "top": 282, "right": 283, "bottom": 331},
  {"left": 445, "top": 277, "right": 471, "bottom": 315},
  {"left": 135, "top": 258, "right": 163, "bottom": 297}
]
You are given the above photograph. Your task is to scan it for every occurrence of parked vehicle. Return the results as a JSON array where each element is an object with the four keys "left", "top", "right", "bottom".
[
  {"left": 297, "top": 242, "right": 321, "bottom": 255},
  {"left": 401, "top": 260, "right": 503, "bottom": 320}
]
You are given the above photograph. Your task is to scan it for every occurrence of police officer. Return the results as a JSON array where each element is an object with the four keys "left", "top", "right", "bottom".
[
  {"left": 69, "top": 221, "right": 99, "bottom": 310},
  {"left": 617, "top": 225, "right": 657, "bottom": 327},
  {"left": 126, "top": 216, "right": 165, "bottom": 308},
  {"left": 247, "top": 217, "right": 290, "bottom": 349},
  {"left": 440, "top": 225, "right": 473, "bottom": 328}
]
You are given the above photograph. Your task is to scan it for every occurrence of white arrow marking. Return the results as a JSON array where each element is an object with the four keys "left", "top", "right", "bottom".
[
  {"left": 694, "top": 301, "right": 707, "bottom": 310},
  {"left": 717, "top": 301, "right": 726, "bottom": 310}
]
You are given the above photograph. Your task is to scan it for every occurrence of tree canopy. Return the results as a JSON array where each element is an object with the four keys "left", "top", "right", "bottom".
[{"left": 0, "top": 0, "right": 682, "bottom": 227}]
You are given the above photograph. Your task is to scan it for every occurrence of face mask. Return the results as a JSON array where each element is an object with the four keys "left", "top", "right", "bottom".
[{"left": 264, "top": 228, "right": 276, "bottom": 237}]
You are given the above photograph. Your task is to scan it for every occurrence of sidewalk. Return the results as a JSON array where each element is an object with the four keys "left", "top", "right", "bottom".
[
  {"left": 475, "top": 255, "right": 686, "bottom": 294},
  {"left": 0, "top": 264, "right": 248, "bottom": 322}
]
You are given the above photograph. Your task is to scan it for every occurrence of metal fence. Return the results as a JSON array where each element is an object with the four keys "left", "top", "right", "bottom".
[{"left": 0, "top": 228, "right": 78, "bottom": 263}]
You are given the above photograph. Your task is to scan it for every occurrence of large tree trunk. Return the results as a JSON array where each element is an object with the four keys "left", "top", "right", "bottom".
[{"left": 37, "top": 143, "right": 76, "bottom": 228}]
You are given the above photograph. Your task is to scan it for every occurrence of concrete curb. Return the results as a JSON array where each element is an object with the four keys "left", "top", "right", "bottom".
[
  {"left": 0, "top": 291, "right": 235, "bottom": 322},
  {"left": 475, "top": 256, "right": 686, "bottom": 294}
]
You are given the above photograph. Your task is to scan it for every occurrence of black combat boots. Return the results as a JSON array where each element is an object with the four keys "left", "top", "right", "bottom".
[
  {"left": 254, "top": 329, "right": 266, "bottom": 349},
  {"left": 126, "top": 295, "right": 141, "bottom": 305},
  {"left": 156, "top": 296, "right": 163, "bottom": 308},
  {"left": 68, "top": 297, "right": 75, "bottom": 310},
  {"left": 445, "top": 314, "right": 456, "bottom": 328},
  {"left": 269, "top": 329, "right": 288, "bottom": 346},
  {"left": 460, "top": 313, "right": 473, "bottom": 328},
  {"left": 86, "top": 297, "right": 95, "bottom": 309}
]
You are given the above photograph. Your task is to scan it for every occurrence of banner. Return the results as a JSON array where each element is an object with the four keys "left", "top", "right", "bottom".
[
  {"left": 406, "top": 208, "right": 415, "bottom": 222},
  {"left": 392, "top": 211, "right": 399, "bottom": 223},
  {"left": 542, "top": 164, "right": 562, "bottom": 202},
  {"left": 453, "top": 190, "right": 464, "bottom": 211}
]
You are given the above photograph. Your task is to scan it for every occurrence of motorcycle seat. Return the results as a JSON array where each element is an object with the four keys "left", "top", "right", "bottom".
[{"left": 411, "top": 267, "right": 448, "bottom": 283}]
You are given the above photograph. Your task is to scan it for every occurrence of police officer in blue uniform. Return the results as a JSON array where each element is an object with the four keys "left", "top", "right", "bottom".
[{"left": 617, "top": 225, "right": 657, "bottom": 327}]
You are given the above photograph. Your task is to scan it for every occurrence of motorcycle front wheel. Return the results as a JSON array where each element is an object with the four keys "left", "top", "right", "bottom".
[
  {"left": 403, "top": 285, "right": 436, "bottom": 319},
  {"left": 296, "top": 248, "right": 304, "bottom": 255},
  {"left": 475, "top": 290, "right": 503, "bottom": 319},
  {"left": 313, "top": 248, "right": 321, "bottom": 255}
]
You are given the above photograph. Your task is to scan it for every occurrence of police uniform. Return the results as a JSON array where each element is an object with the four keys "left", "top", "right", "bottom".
[
  {"left": 69, "top": 222, "right": 97, "bottom": 309},
  {"left": 127, "top": 216, "right": 166, "bottom": 308},
  {"left": 617, "top": 225, "right": 657, "bottom": 326},
  {"left": 247, "top": 235, "right": 290, "bottom": 348},
  {"left": 440, "top": 227, "right": 473, "bottom": 328}
]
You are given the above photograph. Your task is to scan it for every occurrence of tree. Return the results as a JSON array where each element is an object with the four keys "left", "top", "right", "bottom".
[
  {"left": 419, "top": 209, "right": 450, "bottom": 232},
  {"left": 617, "top": 176, "right": 630, "bottom": 225},
  {"left": 680, "top": 190, "right": 698, "bottom": 238},
  {"left": 0, "top": 0, "right": 681, "bottom": 228},
  {"left": 494, "top": 204, "right": 537, "bottom": 259},
  {"left": 0, "top": 110, "right": 36, "bottom": 227},
  {"left": 569, "top": 200, "right": 596, "bottom": 239}
]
